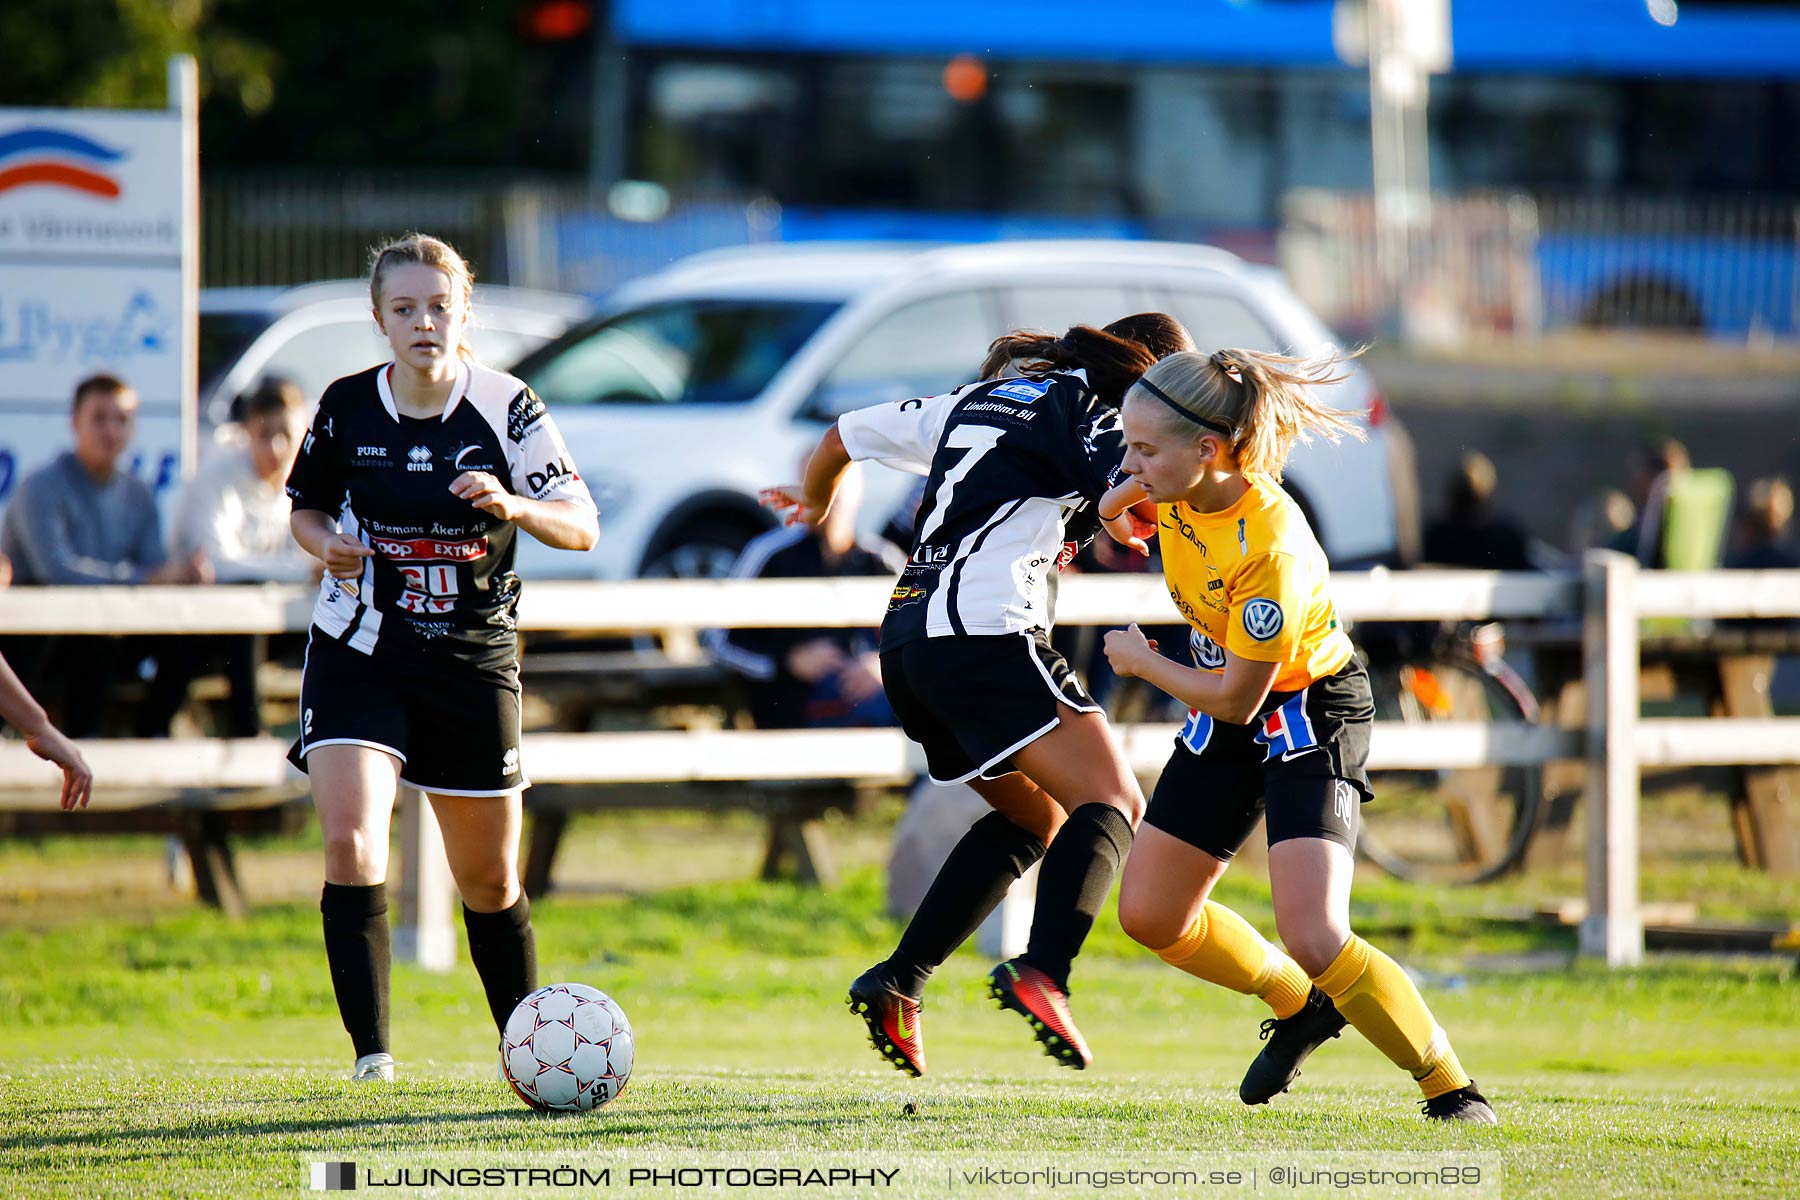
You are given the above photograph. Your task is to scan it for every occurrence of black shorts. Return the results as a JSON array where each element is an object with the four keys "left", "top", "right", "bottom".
[
  {"left": 880, "top": 630, "right": 1100, "bottom": 785},
  {"left": 1144, "top": 656, "right": 1374, "bottom": 858},
  {"left": 288, "top": 628, "right": 527, "bottom": 796}
]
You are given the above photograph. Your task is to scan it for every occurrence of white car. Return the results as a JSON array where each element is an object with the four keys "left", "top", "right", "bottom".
[
  {"left": 200, "top": 280, "right": 592, "bottom": 428},
  {"left": 510, "top": 240, "right": 1417, "bottom": 579}
]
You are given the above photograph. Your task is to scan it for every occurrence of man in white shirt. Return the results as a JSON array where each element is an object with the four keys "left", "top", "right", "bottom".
[
  {"left": 170, "top": 379, "right": 318, "bottom": 583},
  {"left": 156, "top": 379, "right": 321, "bottom": 735}
]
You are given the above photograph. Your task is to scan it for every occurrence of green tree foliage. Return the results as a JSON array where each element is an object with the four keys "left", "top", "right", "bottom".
[
  {"left": 0, "top": 0, "right": 276, "bottom": 115},
  {"left": 0, "top": 1, "right": 588, "bottom": 171}
]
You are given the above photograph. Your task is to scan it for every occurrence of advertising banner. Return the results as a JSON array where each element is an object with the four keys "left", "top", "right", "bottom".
[{"left": 0, "top": 91, "right": 195, "bottom": 510}]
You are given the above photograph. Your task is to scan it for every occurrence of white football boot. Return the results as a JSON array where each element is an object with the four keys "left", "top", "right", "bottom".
[{"left": 351, "top": 1052, "right": 396, "bottom": 1082}]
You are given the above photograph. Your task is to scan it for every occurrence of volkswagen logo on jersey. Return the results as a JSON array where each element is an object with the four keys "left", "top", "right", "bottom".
[
  {"left": 1242, "top": 597, "right": 1284, "bottom": 641},
  {"left": 1189, "top": 629, "right": 1226, "bottom": 670}
]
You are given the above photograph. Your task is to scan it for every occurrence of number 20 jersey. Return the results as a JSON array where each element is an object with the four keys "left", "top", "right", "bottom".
[
  {"left": 285, "top": 360, "right": 594, "bottom": 676},
  {"left": 837, "top": 370, "right": 1123, "bottom": 650}
]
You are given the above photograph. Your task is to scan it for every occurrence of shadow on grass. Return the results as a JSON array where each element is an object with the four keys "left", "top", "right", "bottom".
[{"left": 2, "top": 1096, "right": 896, "bottom": 1156}]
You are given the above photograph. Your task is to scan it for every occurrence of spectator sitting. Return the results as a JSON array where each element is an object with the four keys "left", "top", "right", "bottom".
[
  {"left": 0, "top": 374, "right": 207, "bottom": 736},
  {"left": 705, "top": 464, "right": 903, "bottom": 730},
  {"left": 1568, "top": 488, "right": 1636, "bottom": 557},
  {"left": 1421, "top": 451, "right": 1532, "bottom": 570},
  {"left": 169, "top": 378, "right": 318, "bottom": 584},
  {"left": 1726, "top": 476, "right": 1800, "bottom": 571},
  {"left": 155, "top": 378, "right": 321, "bottom": 736},
  {"left": 0, "top": 375, "right": 206, "bottom": 588}
]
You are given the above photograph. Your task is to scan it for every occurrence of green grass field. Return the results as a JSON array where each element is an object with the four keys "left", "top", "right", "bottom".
[{"left": 2, "top": 813, "right": 1796, "bottom": 1198}]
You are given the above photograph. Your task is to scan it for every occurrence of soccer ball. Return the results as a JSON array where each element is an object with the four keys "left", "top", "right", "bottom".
[{"left": 501, "top": 983, "right": 634, "bottom": 1111}]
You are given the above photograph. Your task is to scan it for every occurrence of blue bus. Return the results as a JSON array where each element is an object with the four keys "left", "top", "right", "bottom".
[{"left": 599, "top": 0, "right": 1800, "bottom": 338}]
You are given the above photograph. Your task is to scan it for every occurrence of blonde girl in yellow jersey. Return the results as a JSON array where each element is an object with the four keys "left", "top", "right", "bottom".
[{"left": 1096, "top": 348, "right": 1497, "bottom": 1124}]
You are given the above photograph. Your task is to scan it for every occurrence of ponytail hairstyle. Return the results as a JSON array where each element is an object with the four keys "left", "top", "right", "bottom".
[
  {"left": 977, "top": 323, "right": 1162, "bottom": 408},
  {"left": 1128, "top": 347, "right": 1366, "bottom": 482},
  {"left": 1102, "top": 311, "right": 1195, "bottom": 361},
  {"left": 369, "top": 233, "right": 478, "bottom": 362}
]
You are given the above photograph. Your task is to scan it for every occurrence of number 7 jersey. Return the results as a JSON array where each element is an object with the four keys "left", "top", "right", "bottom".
[
  {"left": 285, "top": 360, "right": 594, "bottom": 676},
  {"left": 837, "top": 370, "right": 1123, "bottom": 649}
]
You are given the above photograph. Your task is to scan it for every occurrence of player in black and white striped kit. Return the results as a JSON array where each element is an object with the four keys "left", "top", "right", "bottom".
[
  {"left": 767, "top": 314, "right": 1194, "bottom": 1077},
  {"left": 285, "top": 234, "right": 597, "bottom": 1081}
]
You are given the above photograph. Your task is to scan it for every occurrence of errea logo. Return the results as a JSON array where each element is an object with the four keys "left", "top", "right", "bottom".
[{"left": 406, "top": 445, "right": 432, "bottom": 472}]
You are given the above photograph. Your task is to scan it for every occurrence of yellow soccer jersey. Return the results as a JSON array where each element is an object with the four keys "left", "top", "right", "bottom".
[{"left": 1156, "top": 474, "right": 1352, "bottom": 693}]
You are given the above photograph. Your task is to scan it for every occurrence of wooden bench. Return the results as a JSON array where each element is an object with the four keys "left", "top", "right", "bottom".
[
  {"left": 0, "top": 737, "right": 305, "bottom": 917},
  {"left": 1523, "top": 625, "right": 1800, "bottom": 876},
  {"left": 518, "top": 646, "right": 735, "bottom": 730},
  {"left": 0, "top": 729, "right": 925, "bottom": 921},
  {"left": 0, "top": 717, "right": 1567, "bottom": 910},
  {"left": 521, "top": 779, "right": 878, "bottom": 895}
]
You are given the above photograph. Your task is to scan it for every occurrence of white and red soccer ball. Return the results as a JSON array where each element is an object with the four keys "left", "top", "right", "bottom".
[{"left": 502, "top": 983, "right": 634, "bottom": 1111}]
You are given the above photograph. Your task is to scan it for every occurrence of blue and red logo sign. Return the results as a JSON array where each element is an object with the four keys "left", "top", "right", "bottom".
[{"left": 0, "top": 126, "right": 126, "bottom": 199}]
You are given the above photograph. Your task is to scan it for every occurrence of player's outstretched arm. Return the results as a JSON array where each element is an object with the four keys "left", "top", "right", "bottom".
[
  {"left": 1097, "top": 477, "right": 1147, "bottom": 522},
  {"left": 762, "top": 421, "right": 852, "bottom": 528},
  {"left": 1097, "top": 477, "right": 1154, "bottom": 556},
  {"left": 0, "top": 652, "right": 92, "bottom": 810}
]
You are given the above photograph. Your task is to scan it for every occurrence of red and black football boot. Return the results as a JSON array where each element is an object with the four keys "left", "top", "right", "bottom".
[
  {"left": 986, "top": 959, "right": 1092, "bottom": 1070},
  {"left": 846, "top": 967, "right": 926, "bottom": 1077}
]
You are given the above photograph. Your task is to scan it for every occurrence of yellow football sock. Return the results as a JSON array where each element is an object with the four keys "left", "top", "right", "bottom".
[
  {"left": 1313, "top": 934, "right": 1471, "bottom": 1099},
  {"left": 1155, "top": 902, "right": 1312, "bottom": 1019}
]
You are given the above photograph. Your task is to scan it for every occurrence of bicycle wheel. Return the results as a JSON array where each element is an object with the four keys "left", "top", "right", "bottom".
[{"left": 1359, "top": 654, "right": 1544, "bottom": 885}]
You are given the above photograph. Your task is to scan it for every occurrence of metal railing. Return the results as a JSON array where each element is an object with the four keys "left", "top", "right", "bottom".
[
  {"left": 1281, "top": 188, "right": 1800, "bottom": 345},
  {"left": 201, "top": 170, "right": 553, "bottom": 287},
  {"left": 200, "top": 171, "right": 776, "bottom": 294}
]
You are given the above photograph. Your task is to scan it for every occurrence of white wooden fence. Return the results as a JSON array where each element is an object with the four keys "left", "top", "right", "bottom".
[{"left": 4, "top": 551, "right": 1800, "bottom": 969}]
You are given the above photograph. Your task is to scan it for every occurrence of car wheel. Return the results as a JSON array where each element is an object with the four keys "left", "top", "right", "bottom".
[{"left": 640, "top": 518, "right": 761, "bottom": 580}]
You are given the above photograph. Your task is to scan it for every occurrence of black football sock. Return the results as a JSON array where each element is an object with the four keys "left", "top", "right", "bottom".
[
  {"left": 1022, "top": 803, "right": 1135, "bottom": 990},
  {"left": 464, "top": 895, "right": 539, "bottom": 1035},
  {"left": 320, "top": 882, "right": 391, "bottom": 1058},
  {"left": 883, "top": 812, "right": 1047, "bottom": 999}
]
